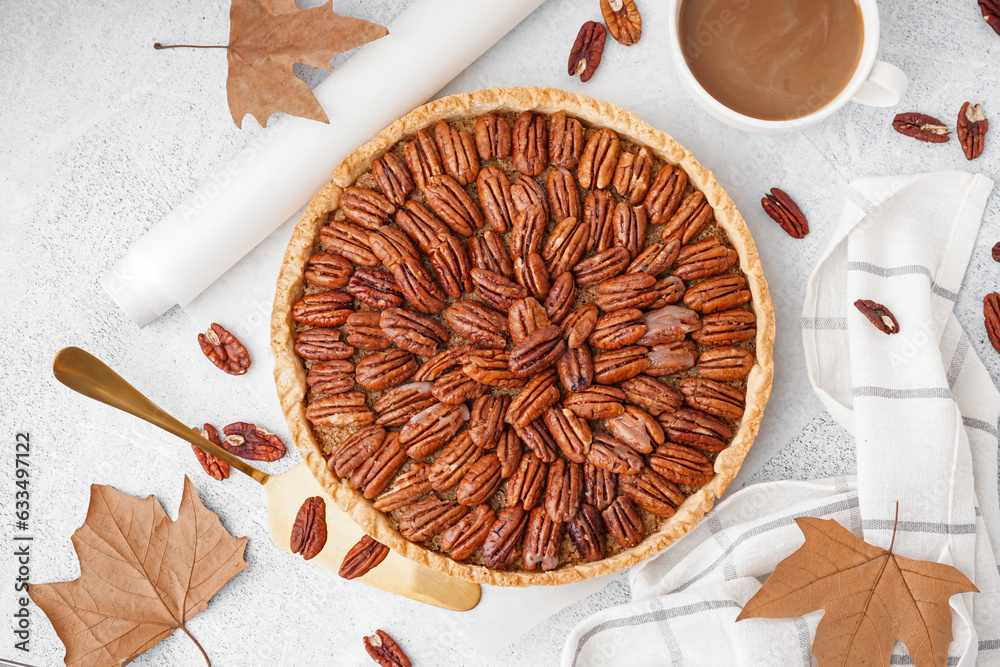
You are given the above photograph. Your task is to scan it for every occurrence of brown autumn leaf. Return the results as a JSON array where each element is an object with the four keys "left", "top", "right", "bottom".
[
  {"left": 737, "top": 515, "right": 978, "bottom": 667},
  {"left": 157, "top": 0, "right": 388, "bottom": 128},
  {"left": 29, "top": 477, "right": 248, "bottom": 667}
]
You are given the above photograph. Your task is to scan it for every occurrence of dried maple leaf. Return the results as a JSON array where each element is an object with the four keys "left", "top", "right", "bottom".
[
  {"left": 737, "top": 513, "right": 977, "bottom": 667},
  {"left": 157, "top": 0, "right": 388, "bottom": 128},
  {"left": 29, "top": 477, "right": 247, "bottom": 667}
]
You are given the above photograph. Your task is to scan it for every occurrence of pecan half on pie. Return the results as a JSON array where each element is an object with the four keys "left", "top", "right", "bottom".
[{"left": 273, "top": 88, "right": 774, "bottom": 585}]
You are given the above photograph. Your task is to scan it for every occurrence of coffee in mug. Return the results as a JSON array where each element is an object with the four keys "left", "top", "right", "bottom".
[{"left": 678, "top": 0, "right": 864, "bottom": 121}]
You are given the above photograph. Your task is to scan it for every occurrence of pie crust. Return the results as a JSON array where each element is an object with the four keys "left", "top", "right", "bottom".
[{"left": 272, "top": 87, "right": 774, "bottom": 586}]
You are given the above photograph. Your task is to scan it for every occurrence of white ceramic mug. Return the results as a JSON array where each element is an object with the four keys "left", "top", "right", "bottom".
[{"left": 665, "top": 0, "right": 907, "bottom": 133}]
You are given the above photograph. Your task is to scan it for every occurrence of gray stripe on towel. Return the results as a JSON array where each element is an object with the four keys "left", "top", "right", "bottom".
[
  {"left": 853, "top": 386, "right": 953, "bottom": 399},
  {"left": 846, "top": 261, "right": 958, "bottom": 301},
  {"left": 963, "top": 416, "right": 999, "bottom": 436},
  {"left": 572, "top": 600, "right": 742, "bottom": 666},
  {"left": 862, "top": 519, "right": 977, "bottom": 535},
  {"left": 800, "top": 317, "right": 848, "bottom": 330}
]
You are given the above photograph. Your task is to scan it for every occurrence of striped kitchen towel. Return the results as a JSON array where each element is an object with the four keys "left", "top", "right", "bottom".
[{"left": 563, "top": 172, "right": 999, "bottom": 666}]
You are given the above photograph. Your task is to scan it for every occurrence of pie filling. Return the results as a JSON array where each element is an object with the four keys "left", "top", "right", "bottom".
[{"left": 288, "top": 103, "right": 759, "bottom": 576}]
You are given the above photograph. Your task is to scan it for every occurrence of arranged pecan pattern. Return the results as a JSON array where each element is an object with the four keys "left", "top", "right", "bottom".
[
  {"left": 339, "top": 535, "right": 390, "bottom": 580},
  {"left": 198, "top": 323, "right": 251, "bottom": 375},
  {"left": 290, "top": 496, "right": 327, "bottom": 560},
  {"left": 294, "top": 106, "right": 762, "bottom": 575},
  {"left": 958, "top": 102, "right": 988, "bottom": 160}
]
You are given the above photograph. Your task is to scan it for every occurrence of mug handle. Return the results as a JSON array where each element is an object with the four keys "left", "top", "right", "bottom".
[{"left": 851, "top": 60, "right": 908, "bottom": 107}]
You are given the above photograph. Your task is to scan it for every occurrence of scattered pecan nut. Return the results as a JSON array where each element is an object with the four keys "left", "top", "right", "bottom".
[
  {"left": 546, "top": 169, "right": 584, "bottom": 230},
  {"left": 543, "top": 271, "right": 577, "bottom": 325},
  {"left": 592, "top": 345, "right": 651, "bottom": 384},
  {"left": 584, "top": 189, "right": 617, "bottom": 252},
  {"left": 587, "top": 432, "right": 643, "bottom": 474},
  {"left": 568, "top": 21, "right": 606, "bottom": 82},
  {"left": 471, "top": 268, "right": 528, "bottom": 311},
  {"left": 290, "top": 496, "right": 327, "bottom": 560},
  {"left": 561, "top": 303, "right": 600, "bottom": 348},
  {"left": 198, "top": 323, "right": 251, "bottom": 375},
  {"left": 854, "top": 299, "right": 900, "bottom": 335},
  {"left": 320, "top": 220, "right": 380, "bottom": 267},
  {"left": 545, "top": 458, "right": 583, "bottom": 523},
  {"left": 589, "top": 308, "right": 648, "bottom": 350},
  {"left": 761, "top": 188, "right": 809, "bottom": 239},
  {"left": 628, "top": 239, "right": 680, "bottom": 278},
  {"left": 601, "top": 0, "right": 642, "bottom": 46},
  {"left": 469, "top": 229, "right": 515, "bottom": 278},
  {"left": 497, "top": 429, "right": 523, "bottom": 478},
  {"left": 892, "top": 112, "right": 950, "bottom": 143},
  {"left": 981, "top": 0, "right": 1000, "bottom": 35},
  {"left": 221, "top": 422, "right": 286, "bottom": 461},
  {"left": 637, "top": 305, "right": 701, "bottom": 346},
  {"left": 673, "top": 238, "right": 738, "bottom": 281},
  {"left": 986, "top": 293, "right": 1000, "bottom": 353},
  {"left": 594, "top": 272, "right": 658, "bottom": 311},
  {"left": 191, "top": 424, "right": 229, "bottom": 481},
  {"left": 414, "top": 344, "right": 477, "bottom": 382},
  {"left": 662, "top": 191, "right": 713, "bottom": 245},
  {"left": 613, "top": 202, "right": 648, "bottom": 261},
  {"left": 462, "top": 350, "right": 527, "bottom": 388},
  {"left": 645, "top": 164, "right": 687, "bottom": 225},
  {"left": 957, "top": 102, "right": 988, "bottom": 160},
  {"left": 468, "top": 394, "right": 510, "bottom": 449},
  {"left": 429, "top": 234, "right": 474, "bottom": 299},
  {"left": 393, "top": 256, "right": 448, "bottom": 315},
  {"left": 339, "top": 535, "right": 390, "bottom": 580},
  {"left": 395, "top": 200, "right": 450, "bottom": 256},
  {"left": 543, "top": 406, "right": 593, "bottom": 463},
  {"left": 363, "top": 630, "right": 411, "bottom": 667}
]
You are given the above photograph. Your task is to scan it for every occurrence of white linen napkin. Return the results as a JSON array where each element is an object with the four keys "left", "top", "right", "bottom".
[{"left": 562, "top": 171, "right": 1000, "bottom": 666}]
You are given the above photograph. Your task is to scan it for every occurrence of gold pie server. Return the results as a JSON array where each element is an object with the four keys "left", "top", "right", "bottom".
[{"left": 51, "top": 346, "right": 481, "bottom": 611}]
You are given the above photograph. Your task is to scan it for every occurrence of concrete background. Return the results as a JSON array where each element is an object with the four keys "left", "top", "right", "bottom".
[{"left": 1, "top": 0, "right": 999, "bottom": 664}]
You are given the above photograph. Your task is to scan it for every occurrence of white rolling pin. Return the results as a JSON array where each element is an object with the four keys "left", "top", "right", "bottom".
[{"left": 102, "top": 0, "right": 546, "bottom": 327}]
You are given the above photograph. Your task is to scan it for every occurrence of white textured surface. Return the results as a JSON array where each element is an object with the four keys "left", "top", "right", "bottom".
[{"left": 1, "top": 0, "right": 999, "bottom": 665}]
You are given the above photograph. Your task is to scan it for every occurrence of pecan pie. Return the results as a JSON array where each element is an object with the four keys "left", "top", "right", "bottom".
[{"left": 273, "top": 87, "right": 774, "bottom": 585}]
